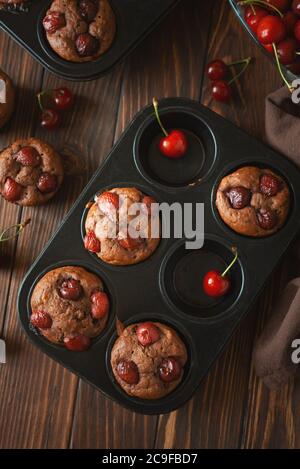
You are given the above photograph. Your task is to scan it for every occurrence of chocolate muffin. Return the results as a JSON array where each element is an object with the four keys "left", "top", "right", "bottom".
[
  {"left": 30, "top": 266, "right": 109, "bottom": 350},
  {"left": 216, "top": 166, "right": 290, "bottom": 237},
  {"left": 0, "top": 69, "right": 15, "bottom": 129},
  {"left": 84, "top": 187, "right": 160, "bottom": 266},
  {"left": 111, "top": 322, "right": 187, "bottom": 400},
  {"left": 0, "top": 138, "right": 64, "bottom": 206},
  {"left": 43, "top": 0, "right": 116, "bottom": 63}
]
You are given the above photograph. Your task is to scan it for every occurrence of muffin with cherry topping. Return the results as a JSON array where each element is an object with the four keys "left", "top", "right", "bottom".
[
  {"left": 111, "top": 321, "right": 187, "bottom": 400},
  {"left": 84, "top": 187, "right": 160, "bottom": 265},
  {"left": 0, "top": 138, "right": 64, "bottom": 206},
  {"left": 0, "top": 69, "right": 15, "bottom": 129},
  {"left": 42, "top": 0, "right": 116, "bottom": 63},
  {"left": 30, "top": 266, "right": 109, "bottom": 350},
  {"left": 216, "top": 166, "right": 290, "bottom": 237}
]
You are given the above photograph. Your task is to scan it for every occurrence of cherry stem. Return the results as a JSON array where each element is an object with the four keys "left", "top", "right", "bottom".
[
  {"left": 296, "top": 52, "right": 300, "bottom": 55},
  {"left": 228, "top": 57, "right": 252, "bottom": 85},
  {"left": 238, "top": 0, "right": 283, "bottom": 17},
  {"left": 272, "top": 43, "right": 293, "bottom": 92},
  {"left": 0, "top": 218, "right": 31, "bottom": 243},
  {"left": 221, "top": 247, "right": 238, "bottom": 278},
  {"left": 37, "top": 90, "right": 49, "bottom": 112},
  {"left": 153, "top": 98, "right": 168, "bottom": 137}
]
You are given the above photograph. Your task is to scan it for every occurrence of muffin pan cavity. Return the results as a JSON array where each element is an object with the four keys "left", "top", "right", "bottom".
[
  {"left": 161, "top": 238, "right": 243, "bottom": 320},
  {"left": 18, "top": 98, "right": 300, "bottom": 414},
  {"left": 0, "top": 0, "right": 179, "bottom": 80},
  {"left": 134, "top": 108, "right": 216, "bottom": 188}
]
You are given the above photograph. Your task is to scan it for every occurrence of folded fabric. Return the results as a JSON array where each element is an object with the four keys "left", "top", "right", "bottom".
[{"left": 252, "top": 86, "right": 300, "bottom": 389}]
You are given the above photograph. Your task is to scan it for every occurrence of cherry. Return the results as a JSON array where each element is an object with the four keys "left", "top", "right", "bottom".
[
  {"left": 292, "top": 0, "right": 300, "bottom": 16},
  {"left": 97, "top": 191, "right": 119, "bottom": 219},
  {"left": 78, "top": 0, "right": 98, "bottom": 21},
  {"left": 59, "top": 278, "right": 82, "bottom": 301},
  {"left": 84, "top": 231, "right": 101, "bottom": 253},
  {"left": 263, "top": 43, "right": 274, "bottom": 53},
  {"left": 153, "top": 98, "right": 188, "bottom": 158},
  {"left": 283, "top": 11, "right": 297, "bottom": 33},
  {"left": 53, "top": 87, "right": 74, "bottom": 111},
  {"left": 277, "top": 37, "right": 298, "bottom": 64},
  {"left": 142, "top": 195, "right": 156, "bottom": 212},
  {"left": 118, "top": 235, "right": 143, "bottom": 250},
  {"left": 159, "top": 357, "right": 182, "bottom": 383},
  {"left": 245, "top": 6, "right": 268, "bottom": 33},
  {"left": 76, "top": 33, "right": 99, "bottom": 56},
  {"left": 260, "top": 173, "right": 281, "bottom": 196},
  {"left": 41, "top": 109, "right": 61, "bottom": 130},
  {"left": 294, "top": 19, "right": 300, "bottom": 40},
  {"left": 207, "top": 60, "right": 229, "bottom": 81},
  {"left": 43, "top": 12, "right": 66, "bottom": 34},
  {"left": 64, "top": 333, "right": 91, "bottom": 351},
  {"left": 14, "top": 146, "right": 41, "bottom": 167},
  {"left": 257, "top": 15, "right": 287, "bottom": 45},
  {"left": 117, "top": 360, "right": 139, "bottom": 384},
  {"left": 136, "top": 322, "right": 160, "bottom": 346},
  {"left": 203, "top": 247, "right": 238, "bottom": 298},
  {"left": 211, "top": 80, "right": 232, "bottom": 102},
  {"left": 30, "top": 311, "right": 52, "bottom": 329},
  {"left": 90, "top": 291, "right": 109, "bottom": 319},
  {"left": 257, "top": 209, "right": 277, "bottom": 230},
  {"left": 37, "top": 173, "right": 57, "bottom": 193},
  {"left": 3, "top": 177, "right": 22, "bottom": 202},
  {"left": 227, "top": 186, "right": 251, "bottom": 209}
]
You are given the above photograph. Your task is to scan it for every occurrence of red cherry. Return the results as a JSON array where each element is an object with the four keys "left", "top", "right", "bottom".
[
  {"left": 257, "top": 15, "right": 287, "bottom": 45},
  {"left": 41, "top": 108, "right": 61, "bottom": 130},
  {"left": 117, "top": 360, "right": 139, "bottom": 384},
  {"left": 64, "top": 333, "right": 91, "bottom": 351},
  {"left": 277, "top": 37, "right": 298, "bottom": 64},
  {"left": 294, "top": 19, "right": 300, "bottom": 40},
  {"left": 53, "top": 87, "right": 74, "bottom": 110},
  {"left": 283, "top": 11, "right": 297, "bottom": 34},
  {"left": 84, "top": 231, "right": 101, "bottom": 253},
  {"left": 159, "top": 357, "right": 182, "bottom": 383},
  {"left": 159, "top": 130, "right": 188, "bottom": 159},
  {"left": 76, "top": 33, "right": 99, "bottom": 57},
  {"left": 142, "top": 195, "right": 156, "bottom": 212},
  {"left": 78, "top": 0, "right": 98, "bottom": 21},
  {"left": 37, "top": 173, "right": 57, "bottom": 193},
  {"left": 265, "top": 0, "right": 291, "bottom": 11},
  {"left": 211, "top": 80, "right": 232, "bottom": 102},
  {"left": 260, "top": 173, "right": 281, "bottom": 196},
  {"left": 292, "top": 0, "right": 300, "bottom": 16},
  {"left": 118, "top": 235, "right": 143, "bottom": 250},
  {"left": 90, "top": 291, "right": 109, "bottom": 319},
  {"left": 15, "top": 146, "right": 41, "bottom": 167},
  {"left": 59, "top": 279, "right": 83, "bottom": 301},
  {"left": 257, "top": 209, "right": 277, "bottom": 230},
  {"left": 207, "top": 60, "right": 229, "bottom": 81},
  {"left": 97, "top": 191, "right": 119, "bottom": 219},
  {"left": 43, "top": 12, "right": 66, "bottom": 34},
  {"left": 2, "top": 177, "right": 22, "bottom": 202},
  {"left": 136, "top": 322, "right": 160, "bottom": 346},
  {"left": 263, "top": 43, "right": 274, "bottom": 53},
  {"left": 203, "top": 270, "right": 230, "bottom": 298},
  {"left": 245, "top": 6, "right": 268, "bottom": 34},
  {"left": 30, "top": 311, "right": 52, "bottom": 329}
]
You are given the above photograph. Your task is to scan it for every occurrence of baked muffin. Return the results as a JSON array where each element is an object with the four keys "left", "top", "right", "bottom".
[
  {"left": 42, "top": 0, "right": 116, "bottom": 63},
  {"left": 0, "top": 69, "right": 15, "bottom": 129},
  {"left": 84, "top": 187, "right": 160, "bottom": 265},
  {"left": 216, "top": 166, "right": 290, "bottom": 237},
  {"left": 30, "top": 266, "right": 109, "bottom": 351},
  {"left": 111, "top": 322, "right": 187, "bottom": 400},
  {"left": 0, "top": 138, "right": 64, "bottom": 206}
]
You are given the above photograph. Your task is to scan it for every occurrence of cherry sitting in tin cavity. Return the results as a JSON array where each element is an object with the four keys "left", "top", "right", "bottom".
[
  {"left": 203, "top": 247, "right": 238, "bottom": 298},
  {"left": 152, "top": 98, "right": 188, "bottom": 159}
]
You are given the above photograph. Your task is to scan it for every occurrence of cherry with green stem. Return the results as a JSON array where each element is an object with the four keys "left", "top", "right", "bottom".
[
  {"left": 209, "top": 57, "right": 252, "bottom": 102},
  {"left": 152, "top": 98, "right": 188, "bottom": 159},
  {"left": 203, "top": 247, "right": 238, "bottom": 298}
]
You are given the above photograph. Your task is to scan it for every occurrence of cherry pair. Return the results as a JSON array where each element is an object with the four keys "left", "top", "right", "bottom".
[
  {"left": 207, "top": 57, "right": 252, "bottom": 102},
  {"left": 37, "top": 87, "right": 74, "bottom": 130}
]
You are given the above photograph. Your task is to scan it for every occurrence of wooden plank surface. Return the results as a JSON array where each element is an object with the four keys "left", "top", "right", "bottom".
[{"left": 0, "top": 0, "right": 297, "bottom": 449}]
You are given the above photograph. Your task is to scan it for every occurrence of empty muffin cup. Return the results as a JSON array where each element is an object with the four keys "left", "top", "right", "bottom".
[
  {"left": 160, "top": 237, "right": 244, "bottom": 320},
  {"left": 134, "top": 108, "right": 217, "bottom": 189}
]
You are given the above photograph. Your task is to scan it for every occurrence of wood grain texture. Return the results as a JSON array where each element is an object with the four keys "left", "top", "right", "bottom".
[{"left": 0, "top": 0, "right": 297, "bottom": 449}]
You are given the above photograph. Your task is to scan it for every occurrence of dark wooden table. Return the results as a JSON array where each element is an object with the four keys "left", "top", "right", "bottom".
[{"left": 0, "top": 0, "right": 297, "bottom": 449}]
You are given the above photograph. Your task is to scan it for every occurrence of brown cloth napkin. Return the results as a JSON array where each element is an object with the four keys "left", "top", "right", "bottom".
[{"left": 252, "top": 86, "right": 300, "bottom": 389}]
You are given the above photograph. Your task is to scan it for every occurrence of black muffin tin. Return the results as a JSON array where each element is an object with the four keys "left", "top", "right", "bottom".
[
  {"left": 0, "top": 0, "right": 179, "bottom": 80},
  {"left": 18, "top": 98, "right": 300, "bottom": 414}
]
